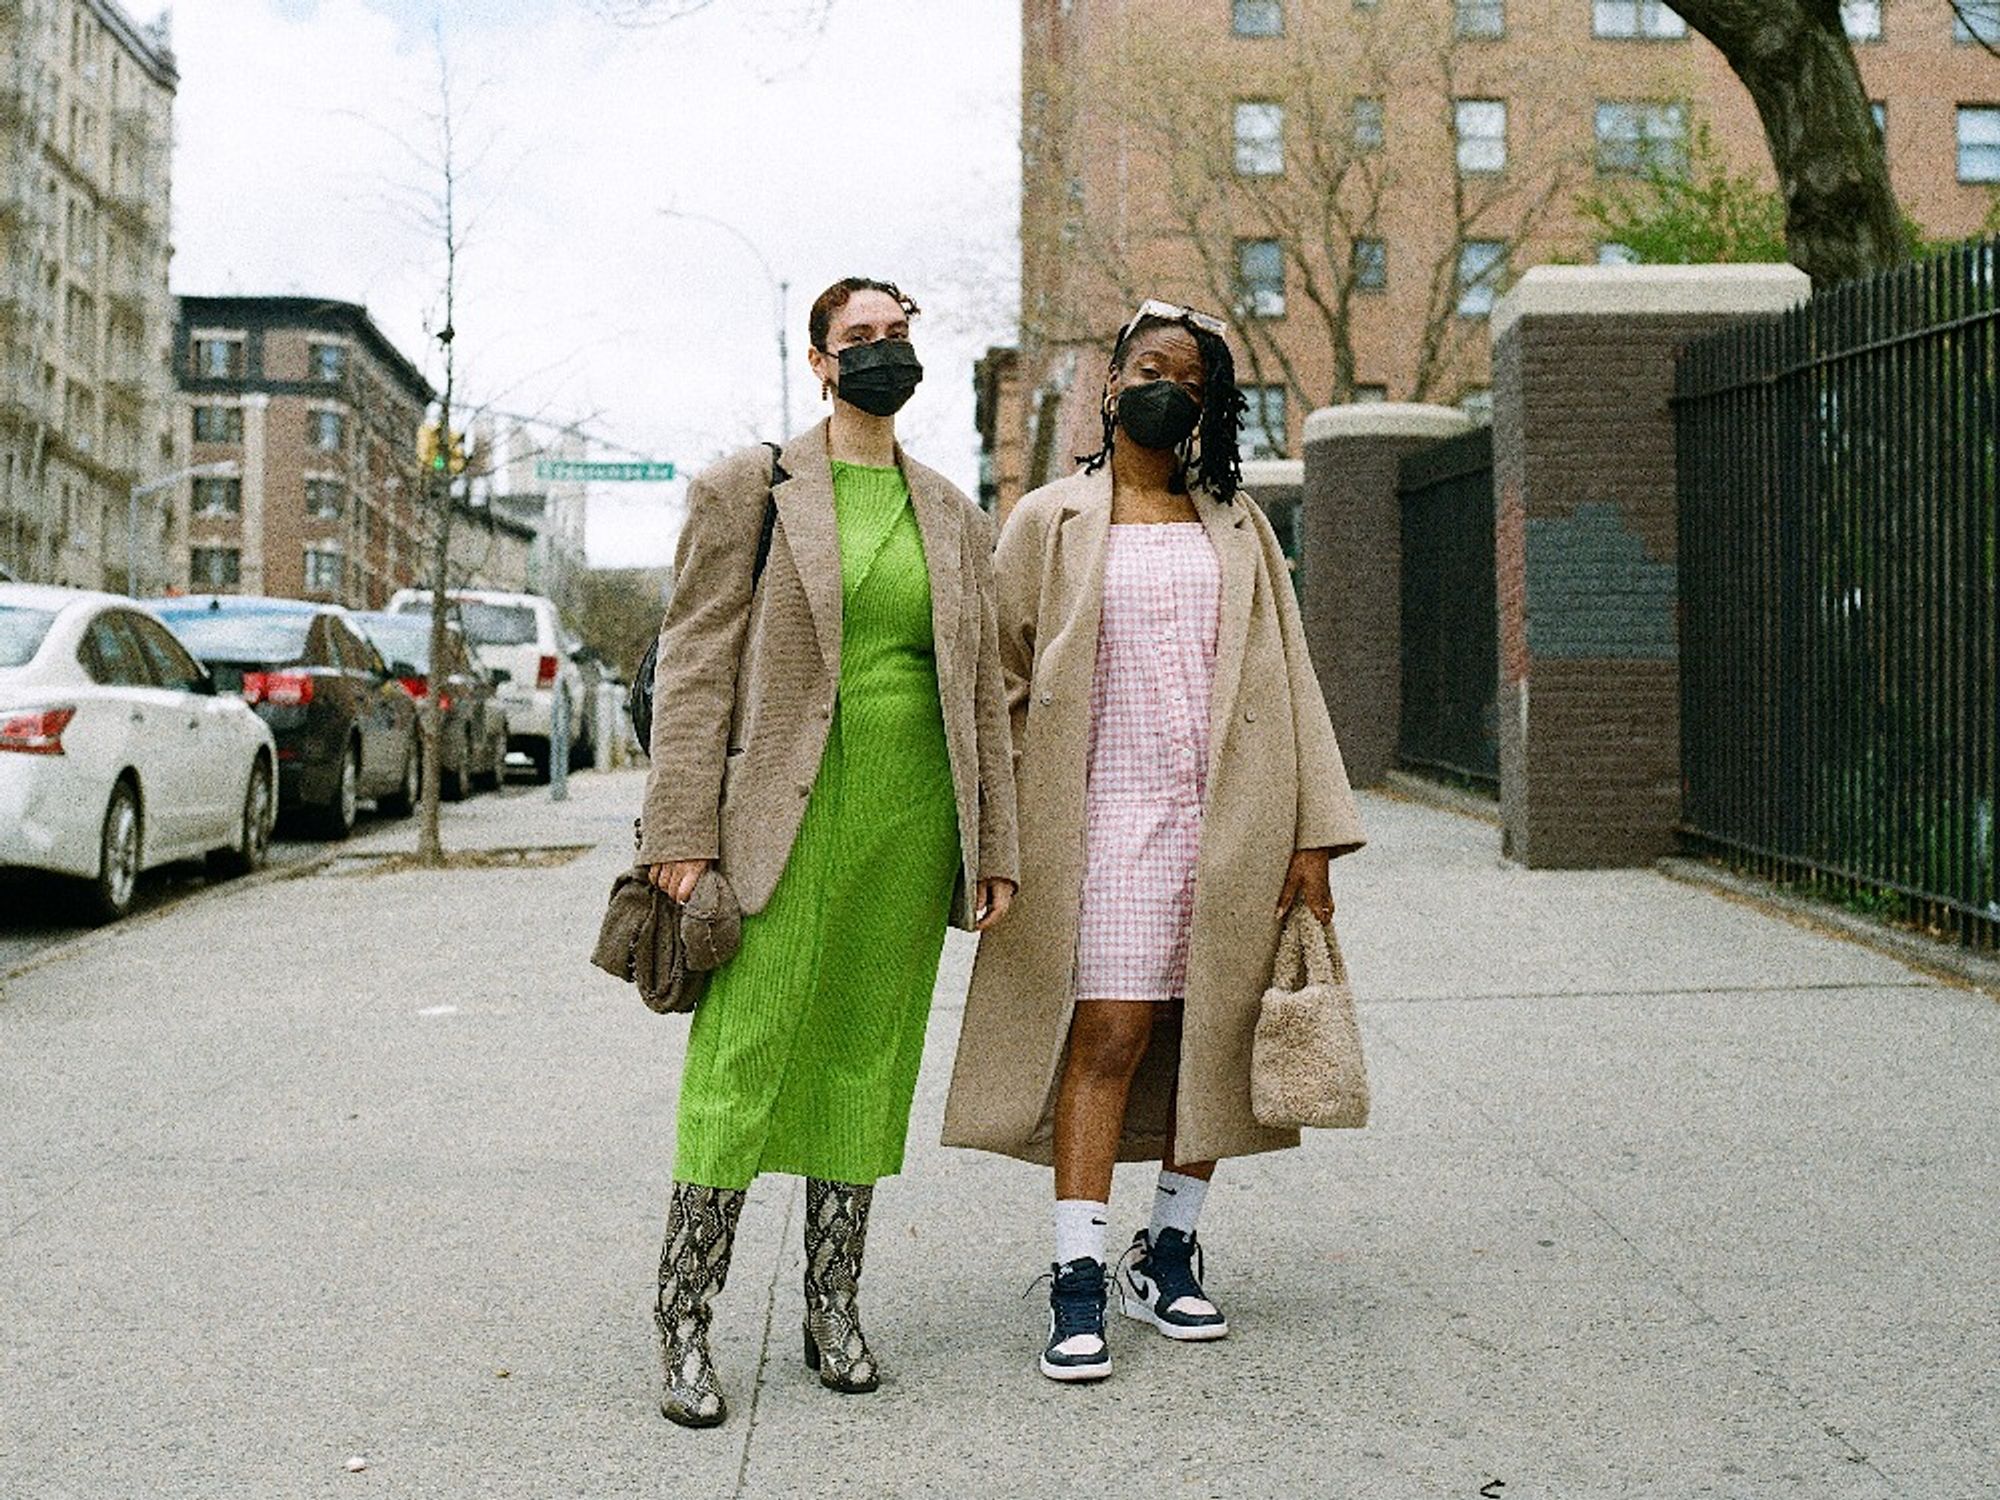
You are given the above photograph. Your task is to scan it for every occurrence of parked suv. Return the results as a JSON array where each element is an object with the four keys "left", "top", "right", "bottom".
[{"left": 385, "top": 588, "right": 591, "bottom": 782}]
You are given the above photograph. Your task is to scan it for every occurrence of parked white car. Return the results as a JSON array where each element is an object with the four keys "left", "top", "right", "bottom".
[
  {"left": 0, "top": 584, "right": 277, "bottom": 921},
  {"left": 385, "top": 588, "right": 592, "bottom": 782}
]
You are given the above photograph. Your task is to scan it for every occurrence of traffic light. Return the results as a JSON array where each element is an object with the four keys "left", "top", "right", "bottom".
[{"left": 418, "top": 423, "right": 467, "bottom": 476}]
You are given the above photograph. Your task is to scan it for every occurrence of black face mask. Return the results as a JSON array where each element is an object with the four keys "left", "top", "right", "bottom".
[
  {"left": 835, "top": 338, "right": 924, "bottom": 417},
  {"left": 1117, "top": 380, "right": 1202, "bottom": 451}
]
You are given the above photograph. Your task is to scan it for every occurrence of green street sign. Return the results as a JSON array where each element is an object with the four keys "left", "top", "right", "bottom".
[{"left": 534, "top": 460, "right": 677, "bottom": 482}]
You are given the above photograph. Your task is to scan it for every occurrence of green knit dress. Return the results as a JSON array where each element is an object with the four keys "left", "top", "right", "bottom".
[{"left": 673, "top": 462, "right": 963, "bottom": 1189}]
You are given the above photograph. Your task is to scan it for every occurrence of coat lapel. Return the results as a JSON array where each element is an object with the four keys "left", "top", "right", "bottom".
[
  {"left": 1197, "top": 488, "right": 1259, "bottom": 784},
  {"left": 774, "top": 421, "right": 843, "bottom": 678},
  {"left": 900, "top": 449, "right": 964, "bottom": 653},
  {"left": 1057, "top": 469, "right": 1114, "bottom": 649}
]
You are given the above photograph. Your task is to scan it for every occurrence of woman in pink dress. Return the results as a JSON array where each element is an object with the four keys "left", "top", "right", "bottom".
[{"left": 942, "top": 302, "right": 1366, "bottom": 1382}]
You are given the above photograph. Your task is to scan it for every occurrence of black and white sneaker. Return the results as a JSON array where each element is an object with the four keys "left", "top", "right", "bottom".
[
  {"left": 1038, "top": 1256, "right": 1112, "bottom": 1382},
  {"left": 1119, "top": 1228, "right": 1229, "bottom": 1341}
]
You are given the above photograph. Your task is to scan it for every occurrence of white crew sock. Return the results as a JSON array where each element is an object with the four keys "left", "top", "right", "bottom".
[
  {"left": 1053, "top": 1199, "right": 1109, "bottom": 1268},
  {"left": 1149, "top": 1169, "right": 1209, "bottom": 1242}
]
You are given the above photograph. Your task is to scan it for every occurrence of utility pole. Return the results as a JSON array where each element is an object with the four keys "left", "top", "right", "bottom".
[{"left": 660, "top": 210, "right": 793, "bottom": 439}]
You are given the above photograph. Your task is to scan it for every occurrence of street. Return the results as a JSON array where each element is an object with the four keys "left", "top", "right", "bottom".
[{"left": 2, "top": 769, "right": 1993, "bottom": 1499}]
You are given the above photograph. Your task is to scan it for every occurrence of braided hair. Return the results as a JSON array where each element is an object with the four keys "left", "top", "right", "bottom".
[{"left": 1077, "top": 313, "right": 1247, "bottom": 503}]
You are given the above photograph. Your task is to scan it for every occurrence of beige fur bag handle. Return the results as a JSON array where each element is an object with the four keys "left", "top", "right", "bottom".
[{"left": 1273, "top": 904, "right": 1349, "bottom": 990}]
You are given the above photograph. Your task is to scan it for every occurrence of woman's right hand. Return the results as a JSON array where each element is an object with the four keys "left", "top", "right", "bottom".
[{"left": 647, "top": 859, "right": 712, "bottom": 903}]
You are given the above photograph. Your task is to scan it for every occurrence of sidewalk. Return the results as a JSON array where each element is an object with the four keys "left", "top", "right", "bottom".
[{"left": 1, "top": 770, "right": 1993, "bottom": 1499}]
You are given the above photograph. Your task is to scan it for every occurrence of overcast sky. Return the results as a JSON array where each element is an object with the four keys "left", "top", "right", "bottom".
[{"left": 161, "top": 0, "right": 1021, "bottom": 566}]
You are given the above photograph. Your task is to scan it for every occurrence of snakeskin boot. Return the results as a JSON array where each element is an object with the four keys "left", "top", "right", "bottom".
[
  {"left": 654, "top": 1181, "right": 747, "bottom": 1428},
  {"left": 801, "top": 1178, "right": 880, "bottom": 1394}
]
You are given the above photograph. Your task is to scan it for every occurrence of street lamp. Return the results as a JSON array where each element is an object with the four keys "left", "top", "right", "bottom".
[
  {"left": 128, "top": 461, "right": 236, "bottom": 598},
  {"left": 659, "top": 209, "right": 792, "bottom": 438}
]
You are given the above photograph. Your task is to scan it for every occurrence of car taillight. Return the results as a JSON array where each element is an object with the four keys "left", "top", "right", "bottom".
[
  {"left": 437, "top": 690, "right": 455, "bottom": 714},
  {"left": 399, "top": 675, "right": 428, "bottom": 699},
  {"left": 242, "top": 671, "right": 314, "bottom": 707},
  {"left": 536, "top": 654, "right": 558, "bottom": 689},
  {"left": 0, "top": 706, "right": 75, "bottom": 755}
]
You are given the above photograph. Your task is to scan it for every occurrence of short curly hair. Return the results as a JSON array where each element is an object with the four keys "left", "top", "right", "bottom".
[{"left": 808, "top": 278, "right": 922, "bottom": 352}]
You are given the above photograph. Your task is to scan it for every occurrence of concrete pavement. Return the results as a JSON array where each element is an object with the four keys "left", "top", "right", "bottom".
[{"left": 2, "top": 769, "right": 1994, "bottom": 1499}]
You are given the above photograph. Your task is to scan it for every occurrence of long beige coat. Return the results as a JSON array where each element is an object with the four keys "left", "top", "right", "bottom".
[
  {"left": 941, "top": 468, "right": 1365, "bottom": 1165},
  {"left": 637, "top": 420, "right": 1019, "bottom": 929}
]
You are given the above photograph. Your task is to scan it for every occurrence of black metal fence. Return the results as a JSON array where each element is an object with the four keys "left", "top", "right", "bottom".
[
  {"left": 1676, "top": 239, "right": 2000, "bottom": 950},
  {"left": 1398, "top": 425, "right": 1499, "bottom": 791}
]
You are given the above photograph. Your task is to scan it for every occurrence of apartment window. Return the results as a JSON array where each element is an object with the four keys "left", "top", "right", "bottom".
[
  {"left": 1352, "top": 97, "right": 1385, "bottom": 153},
  {"left": 1959, "top": 108, "right": 2000, "bottom": 182},
  {"left": 1955, "top": 0, "right": 2000, "bottom": 44},
  {"left": 191, "top": 477, "right": 241, "bottom": 517},
  {"left": 309, "top": 410, "right": 345, "bottom": 451},
  {"left": 1352, "top": 385, "right": 1389, "bottom": 403},
  {"left": 1871, "top": 101, "right": 1887, "bottom": 137},
  {"left": 1456, "top": 241, "right": 1508, "bottom": 318},
  {"left": 1237, "top": 239, "right": 1286, "bottom": 317},
  {"left": 1455, "top": 0, "right": 1505, "bottom": 37},
  {"left": 1598, "top": 241, "right": 1640, "bottom": 266},
  {"left": 1353, "top": 238, "right": 1388, "bottom": 290},
  {"left": 310, "top": 343, "right": 345, "bottom": 383},
  {"left": 1234, "top": 102, "right": 1285, "bottom": 175},
  {"left": 304, "top": 548, "right": 344, "bottom": 595},
  {"left": 192, "top": 337, "right": 243, "bottom": 379},
  {"left": 190, "top": 546, "right": 240, "bottom": 589},
  {"left": 1843, "top": 0, "right": 1882, "bottom": 41},
  {"left": 1233, "top": 0, "right": 1283, "bottom": 36},
  {"left": 1455, "top": 100, "right": 1507, "bottom": 173},
  {"left": 192, "top": 405, "right": 243, "bottom": 444},
  {"left": 1596, "top": 102, "right": 1688, "bottom": 174},
  {"left": 1239, "top": 385, "right": 1288, "bottom": 459},
  {"left": 1460, "top": 388, "right": 1495, "bottom": 423},
  {"left": 306, "top": 479, "right": 345, "bottom": 519},
  {"left": 1593, "top": 0, "right": 1686, "bottom": 38}
]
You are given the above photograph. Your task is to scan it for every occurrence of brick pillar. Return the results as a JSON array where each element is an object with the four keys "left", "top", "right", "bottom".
[
  {"left": 1491, "top": 264, "right": 1808, "bottom": 867},
  {"left": 1302, "top": 404, "right": 1474, "bottom": 787}
]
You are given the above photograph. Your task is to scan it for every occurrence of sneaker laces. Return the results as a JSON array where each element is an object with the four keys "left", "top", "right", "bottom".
[
  {"left": 1140, "top": 1229, "right": 1211, "bottom": 1313},
  {"left": 1030, "top": 1258, "right": 1107, "bottom": 1343}
]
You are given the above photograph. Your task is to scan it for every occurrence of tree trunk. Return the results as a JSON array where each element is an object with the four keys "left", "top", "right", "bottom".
[{"left": 1672, "top": 0, "right": 1905, "bottom": 286}]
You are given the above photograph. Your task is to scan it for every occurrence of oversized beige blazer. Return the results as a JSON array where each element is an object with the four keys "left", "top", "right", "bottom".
[
  {"left": 941, "top": 467, "right": 1366, "bottom": 1166},
  {"left": 637, "top": 420, "right": 1019, "bottom": 930}
]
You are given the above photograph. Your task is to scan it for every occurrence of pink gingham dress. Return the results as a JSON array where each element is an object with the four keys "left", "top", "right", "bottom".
[{"left": 1073, "top": 522, "right": 1222, "bottom": 1002}]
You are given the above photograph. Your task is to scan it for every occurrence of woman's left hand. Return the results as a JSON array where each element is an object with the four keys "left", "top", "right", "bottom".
[
  {"left": 974, "top": 878, "right": 1017, "bottom": 932},
  {"left": 1277, "top": 848, "right": 1334, "bottom": 924}
]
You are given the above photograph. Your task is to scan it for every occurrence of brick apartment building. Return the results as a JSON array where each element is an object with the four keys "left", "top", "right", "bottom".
[
  {"left": 981, "top": 0, "right": 2000, "bottom": 516},
  {"left": 1, "top": 0, "right": 179, "bottom": 591},
  {"left": 175, "top": 295, "right": 435, "bottom": 607}
]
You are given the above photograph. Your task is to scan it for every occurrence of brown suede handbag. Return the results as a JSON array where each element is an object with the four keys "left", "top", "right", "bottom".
[
  {"left": 1250, "top": 906, "right": 1370, "bottom": 1130},
  {"left": 589, "top": 864, "right": 742, "bottom": 1015}
]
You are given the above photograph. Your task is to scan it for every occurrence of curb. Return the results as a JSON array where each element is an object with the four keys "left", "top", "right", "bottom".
[
  {"left": 1377, "top": 769, "right": 1503, "bottom": 827},
  {"left": 0, "top": 847, "right": 341, "bottom": 990},
  {"left": 1658, "top": 855, "right": 2000, "bottom": 1000}
]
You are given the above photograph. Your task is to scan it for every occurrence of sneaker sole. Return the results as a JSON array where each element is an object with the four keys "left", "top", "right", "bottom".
[
  {"left": 1118, "top": 1289, "right": 1229, "bottom": 1342},
  {"left": 1038, "top": 1353, "right": 1112, "bottom": 1382}
]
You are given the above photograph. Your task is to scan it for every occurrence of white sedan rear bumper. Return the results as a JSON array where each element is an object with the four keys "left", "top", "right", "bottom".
[{"left": 0, "top": 756, "right": 104, "bottom": 880}]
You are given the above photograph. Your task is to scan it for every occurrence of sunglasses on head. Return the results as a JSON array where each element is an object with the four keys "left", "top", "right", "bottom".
[{"left": 1119, "top": 298, "right": 1230, "bottom": 346}]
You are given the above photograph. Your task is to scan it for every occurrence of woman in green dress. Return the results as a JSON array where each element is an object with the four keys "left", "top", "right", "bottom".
[{"left": 637, "top": 278, "right": 1018, "bottom": 1428}]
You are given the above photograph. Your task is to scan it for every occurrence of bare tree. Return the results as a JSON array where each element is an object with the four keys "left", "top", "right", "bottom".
[{"left": 1061, "top": 17, "right": 1582, "bottom": 424}]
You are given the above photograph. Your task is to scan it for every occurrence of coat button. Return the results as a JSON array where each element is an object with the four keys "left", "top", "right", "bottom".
[
  {"left": 796, "top": 782, "right": 811, "bottom": 797},
  {"left": 1243, "top": 708, "right": 1258, "bottom": 723},
  {"left": 1039, "top": 692, "right": 1053, "bottom": 705}
]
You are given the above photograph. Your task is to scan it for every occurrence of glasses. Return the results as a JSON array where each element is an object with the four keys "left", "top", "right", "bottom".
[{"left": 1119, "top": 298, "right": 1230, "bottom": 345}]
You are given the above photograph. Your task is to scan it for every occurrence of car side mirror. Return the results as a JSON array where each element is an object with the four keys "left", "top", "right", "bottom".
[
  {"left": 191, "top": 668, "right": 218, "bottom": 697},
  {"left": 487, "top": 666, "right": 511, "bottom": 686}
]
